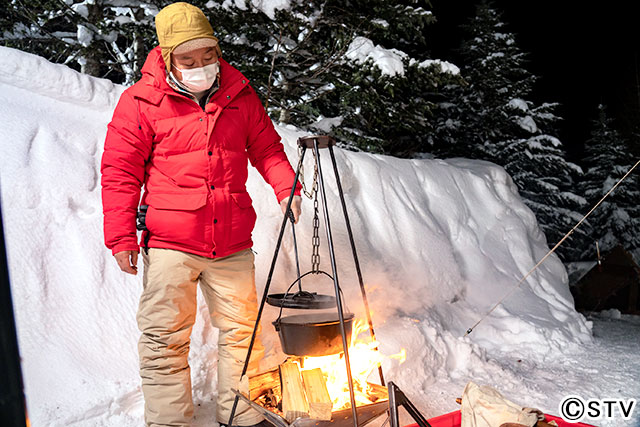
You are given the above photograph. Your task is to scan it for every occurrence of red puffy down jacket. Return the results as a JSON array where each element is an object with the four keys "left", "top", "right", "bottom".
[{"left": 101, "top": 46, "right": 300, "bottom": 258}]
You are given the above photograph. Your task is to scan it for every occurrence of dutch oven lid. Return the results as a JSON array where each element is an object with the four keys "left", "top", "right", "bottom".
[
  {"left": 276, "top": 312, "right": 355, "bottom": 326},
  {"left": 267, "top": 291, "right": 337, "bottom": 309}
]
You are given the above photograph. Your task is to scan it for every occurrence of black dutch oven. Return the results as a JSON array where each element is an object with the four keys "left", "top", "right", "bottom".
[
  {"left": 268, "top": 214, "right": 353, "bottom": 357},
  {"left": 273, "top": 312, "right": 355, "bottom": 357}
]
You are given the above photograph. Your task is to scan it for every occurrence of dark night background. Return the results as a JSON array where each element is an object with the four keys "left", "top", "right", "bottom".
[{"left": 427, "top": 1, "right": 640, "bottom": 163}]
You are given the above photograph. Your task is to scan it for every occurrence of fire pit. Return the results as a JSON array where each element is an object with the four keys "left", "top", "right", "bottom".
[
  {"left": 232, "top": 318, "right": 407, "bottom": 427},
  {"left": 233, "top": 363, "right": 389, "bottom": 427}
]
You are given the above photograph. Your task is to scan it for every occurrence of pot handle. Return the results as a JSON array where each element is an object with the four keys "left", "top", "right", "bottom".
[{"left": 274, "top": 270, "right": 349, "bottom": 324}]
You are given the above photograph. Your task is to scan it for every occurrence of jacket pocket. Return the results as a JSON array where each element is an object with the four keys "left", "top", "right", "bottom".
[
  {"left": 145, "top": 191, "right": 209, "bottom": 249},
  {"left": 230, "top": 191, "right": 253, "bottom": 208},
  {"left": 227, "top": 191, "right": 257, "bottom": 250}
]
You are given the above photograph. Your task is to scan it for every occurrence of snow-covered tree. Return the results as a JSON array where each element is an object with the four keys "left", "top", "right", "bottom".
[
  {"left": 432, "top": 1, "right": 586, "bottom": 260},
  {"left": 2, "top": 0, "right": 160, "bottom": 85},
  {"left": 201, "top": 0, "right": 461, "bottom": 155},
  {"left": 4, "top": 0, "right": 462, "bottom": 155},
  {"left": 580, "top": 104, "right": 640, "bottom": 262},
  {"left": 442, "top": 2, "right": 536, "bottom": 159},
  {"left": 500, "top": 136, "right": 586, "bottom": 261}
]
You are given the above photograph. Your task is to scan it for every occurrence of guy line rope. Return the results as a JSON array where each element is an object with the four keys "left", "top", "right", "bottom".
[{"left": 464, "top": 158, "right": 640, "bottom": 337}]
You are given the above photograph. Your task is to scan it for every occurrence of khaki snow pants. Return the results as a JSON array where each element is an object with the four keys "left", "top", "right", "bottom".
[{"left": 138, "top": 247, "right": 265, "bottom": 427}]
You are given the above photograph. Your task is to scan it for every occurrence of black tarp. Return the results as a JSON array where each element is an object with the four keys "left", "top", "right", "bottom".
[{"left": 572, "top": 245, "right": 640, "bottom": 314}]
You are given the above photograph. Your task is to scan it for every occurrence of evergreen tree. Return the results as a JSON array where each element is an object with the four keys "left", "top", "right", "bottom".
[
  {"left": 200, "top": 0, "right": 461, "bottom": 155},
  {"left": 2, "top": 0, "right": 161, "bottom": 85},
  {"left": 433, "top": 1, "right": 586, "bottom": 260},
  {"left": 436, "top": 2, "right": 535, "bottom": 160},
  {"left": 4, "top": 0, "right": 461, "bottom": 155},
  {"left": 428, "top": 81, "right": 467, "bottom": 158},
  {"left": 580, "top": 104, "right": 640, "bottom": 262}
]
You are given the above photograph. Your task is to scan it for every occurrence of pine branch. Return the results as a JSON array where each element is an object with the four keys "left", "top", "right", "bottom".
[{"left": 265, "top": 28, "right": 283, "bottom": 111}]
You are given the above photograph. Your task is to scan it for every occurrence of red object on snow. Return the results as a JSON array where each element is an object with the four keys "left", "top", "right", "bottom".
[
  {"left": 422, "top": 409, "right": 461, "bottom": 427},
  {"left": 405, "top": 410, "right": 598, "bottom": 427}
]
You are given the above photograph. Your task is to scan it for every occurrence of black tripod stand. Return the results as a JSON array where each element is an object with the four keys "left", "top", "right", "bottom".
[{"left": 226, "top": 136, "right": 430, "bottom": 427}]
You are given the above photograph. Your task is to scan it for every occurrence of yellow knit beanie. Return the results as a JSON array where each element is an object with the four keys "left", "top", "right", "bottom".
[{"left": 155, "top": 2, "right": 222, "bottom": 71}]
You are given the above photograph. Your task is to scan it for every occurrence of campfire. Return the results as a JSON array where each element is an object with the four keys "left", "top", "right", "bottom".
[{"left": 245, "top": 319, "right": 405, "bottom": 423}]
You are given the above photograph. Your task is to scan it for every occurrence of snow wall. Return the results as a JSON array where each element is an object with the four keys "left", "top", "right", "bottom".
[{"left": 0, "top": 47, "right": 592, "bottom": 426}]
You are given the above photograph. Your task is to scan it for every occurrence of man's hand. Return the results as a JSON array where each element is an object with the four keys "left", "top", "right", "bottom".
[
  {"left": 114, "top": 250, "right": 139, "bottom": 275},
  {"left": 280, "top": 195, "right": 302, "bottom": 224}
]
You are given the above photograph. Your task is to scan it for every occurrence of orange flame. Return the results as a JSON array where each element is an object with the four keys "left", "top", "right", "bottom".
[{"left": 299, "top": 319, "right": 405, "bottom": 410}]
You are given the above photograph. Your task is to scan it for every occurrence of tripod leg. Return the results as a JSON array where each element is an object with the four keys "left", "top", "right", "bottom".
[
  {"left": 389, "top": 382, "right": 400, "bottom": 427},
  {"left": 313, "top": 139, "right": 359, "bottom": 427},
  {"left": 387, "top": 382, "right": 432, "bottom": 427},
  {"left": 328, "top": 145, "right": 385, "bottom": 386},
  {"left": 402, "top": 397, "right": 431, "bottom": 427}
]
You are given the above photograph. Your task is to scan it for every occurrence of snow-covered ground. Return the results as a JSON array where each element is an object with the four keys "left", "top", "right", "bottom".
[{"left": 0, "top": 47, "right": 638, "bottom": 427}]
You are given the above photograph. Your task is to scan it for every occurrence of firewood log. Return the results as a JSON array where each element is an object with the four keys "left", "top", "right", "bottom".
[
  {"left": 249, "top": 367, "right": 281, "bottom": 400},
  {"left": 301, "top": 368, "right": 333, "bottom": 420},
  {"left": 280, "top": 362, "right": 309, "bottom": 422}
]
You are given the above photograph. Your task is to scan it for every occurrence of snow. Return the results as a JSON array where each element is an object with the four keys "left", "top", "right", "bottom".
[
  {"left": 187, "top": 0, "right": 289, "bottom": 20},
  {"left": 414, "top": 59, "right": 461, "bottom": 75},
  {"left": 77, "top": 25, "right": 93, "bottom": 47},
  {"left": 0, "top": 47, "right": 638, "bottom": 427},
  {"left": 598, "top": 308, "right": 623, "bottom": 320},
  {"left": 508, "top": 98, "right": 529, "bottom": 112},
  {"left": 3, "top": 22, "right": 32, "bottom": 39},
  {"left": 71, "top": 2, "right": 90, "bottom": 19},
  {"left": 345, "top": 36, "right": 407, "bottom": 77},
  {"left": 526, "top": 135, "right": 562, "bottom": 152},
  {"left": 113, "top": 14, "right": 133, "bottom": 25},
  {"left": 371, "top": 19, "right": 390, "bottom": 28},
  {"left": 251, "top": 0, "right": 291, "bottom": 19},
  {"left": 518, "top": 115, "right": 538, "bottom": 133},
  {"left": 310, "top": 116, "right": 344, "bottom": 133},
  {"left": 219, "top": 0, "right": 248, "bottom": 11},
  {"left": 139, "top": 3, "right": 160, "bottom": 17}
]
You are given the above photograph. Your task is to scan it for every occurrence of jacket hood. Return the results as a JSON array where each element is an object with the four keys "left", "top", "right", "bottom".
[
  {"left": 139, "top": 46, "right": 170, "bottom": 89},
  {"left": 135, "top": 46, "right": 248, "bottom": 104}
]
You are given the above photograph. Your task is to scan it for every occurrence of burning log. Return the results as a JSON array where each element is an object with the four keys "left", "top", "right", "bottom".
[
  {"left": 246, "top": 357, "right": 391, "bottom": 426},
  {"left": 279, "top": 361, "right": 309, "bottom": 422},
  {"left": 301, "top": 368, "right": 333, "bottom": 420},
  {"left": 249, "top": 367, "right": 280, "bottom": 400}
]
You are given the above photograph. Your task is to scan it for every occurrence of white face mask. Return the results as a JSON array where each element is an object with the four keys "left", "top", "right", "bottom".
[{"left": 172, "top": 62, "right": 219, "bottom": 92}]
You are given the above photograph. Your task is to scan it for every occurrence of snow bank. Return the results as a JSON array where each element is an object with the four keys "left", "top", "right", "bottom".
[
  {"left": 0, "top": 45, "right": 123, "bottom": 110},
  {"left": 0, "top": 47, "right": 594, "bottom": 426}
]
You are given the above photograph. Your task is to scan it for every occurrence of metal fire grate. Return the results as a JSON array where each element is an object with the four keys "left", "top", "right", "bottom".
[
  {"left": 232, "top": 391, "right": 389, "bottom": 427},
  {"left": 231, "top": 366, "right": 389, "bottom": 427}
]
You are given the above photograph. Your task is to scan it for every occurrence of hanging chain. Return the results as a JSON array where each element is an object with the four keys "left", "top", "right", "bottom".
[
  {"left": 311, "top": 185, "right": 321, "bottom": 273},
  {"left": 298, "top": 145, "right": 322, "bottom": 273},
  {"left": 298, "top": 145, "right": 319, "bottom": 199}
]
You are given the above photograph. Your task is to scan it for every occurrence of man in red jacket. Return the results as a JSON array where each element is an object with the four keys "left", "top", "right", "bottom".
[{"left": 101, "top": 2, "right": 301, "bottom": 426}]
